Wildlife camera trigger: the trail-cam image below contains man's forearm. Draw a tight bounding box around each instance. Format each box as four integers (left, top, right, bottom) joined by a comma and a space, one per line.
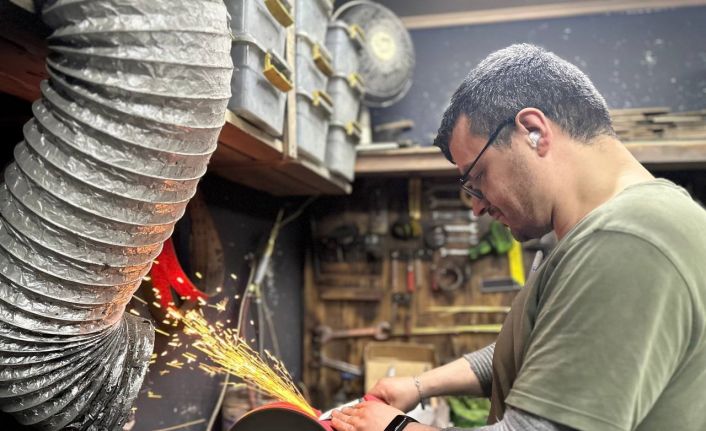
416, 357, 484, 399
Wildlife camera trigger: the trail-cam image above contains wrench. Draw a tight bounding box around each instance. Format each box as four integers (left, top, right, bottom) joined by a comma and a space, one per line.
315, 353, 363, 376
432, 210, 477, 222
439, 247, 469, 258
445, 234, 479, 245
314, 321, 392, 344
443, 224, 479, 233
427, 195, 464, 210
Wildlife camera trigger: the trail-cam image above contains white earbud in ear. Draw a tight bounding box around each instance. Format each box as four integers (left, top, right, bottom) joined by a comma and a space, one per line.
529, 131, 540, 148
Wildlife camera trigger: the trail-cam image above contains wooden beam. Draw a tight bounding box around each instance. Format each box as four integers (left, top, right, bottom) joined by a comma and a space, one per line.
217, 111, 284, 160
401, 0, 706, 29
355, 140, 706, 176
356, 146, 456, 177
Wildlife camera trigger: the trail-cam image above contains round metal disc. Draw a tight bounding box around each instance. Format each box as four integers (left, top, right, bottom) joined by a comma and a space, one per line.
230, 403, 329, 431
334, 1, 415, 107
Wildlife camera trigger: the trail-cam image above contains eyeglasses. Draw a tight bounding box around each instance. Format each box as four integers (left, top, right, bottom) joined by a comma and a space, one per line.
459, 118, 515, 200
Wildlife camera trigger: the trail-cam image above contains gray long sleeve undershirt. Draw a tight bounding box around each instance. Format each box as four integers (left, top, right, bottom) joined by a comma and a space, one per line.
442, 406, 576, 431
438, 343, 575, 431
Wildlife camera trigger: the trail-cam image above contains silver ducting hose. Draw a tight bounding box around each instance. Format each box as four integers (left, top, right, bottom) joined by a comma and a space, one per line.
0, 0, 232, 429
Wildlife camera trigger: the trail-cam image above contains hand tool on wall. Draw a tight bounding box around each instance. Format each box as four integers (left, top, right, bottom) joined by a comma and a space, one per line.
443, 222, 479, 245
480, 277, 521, 293
468, 220, 513, 260
314, 321, 392, 345
431, 210, 477, 222
433, 261, 465, 292
507, 237, 525, 286
439, 247, 470, 258
409, 177, 422, 233
391, 179, 422, 239
423, 224, 446, 250
323, 223, 360, 262
414, 250, 425, 292
369, 187, 389, 236
425, 223, 480, 249
389, 250, 412, 329
428, 195, 466, 210
445, 234, 480, 245
405, 250, 416, 294
443, 224, 479, 234
313, 352, 363, 377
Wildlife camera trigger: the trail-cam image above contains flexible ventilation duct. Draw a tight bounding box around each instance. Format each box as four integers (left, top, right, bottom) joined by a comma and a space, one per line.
0, 0, 232, 429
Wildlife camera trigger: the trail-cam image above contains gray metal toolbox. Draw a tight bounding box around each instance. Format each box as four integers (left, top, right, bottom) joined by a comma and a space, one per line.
225, 0, 293, 58
295, 32, 333, 95
326, 121, 361, 181
327, 73, 364, 125
325, 21, 365, 77
296, 90, 333, 164
295, 0, 333, 45
228, 34, 293, 137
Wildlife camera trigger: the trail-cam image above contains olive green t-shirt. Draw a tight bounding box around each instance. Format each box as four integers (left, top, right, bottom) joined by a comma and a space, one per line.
490, 179, 706, 430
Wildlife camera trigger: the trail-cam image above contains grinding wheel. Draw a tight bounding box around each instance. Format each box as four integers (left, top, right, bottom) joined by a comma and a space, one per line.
229, 402, 333, 431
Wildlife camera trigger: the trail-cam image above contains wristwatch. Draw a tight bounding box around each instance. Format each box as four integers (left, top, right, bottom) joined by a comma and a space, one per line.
384, 414, 418, 431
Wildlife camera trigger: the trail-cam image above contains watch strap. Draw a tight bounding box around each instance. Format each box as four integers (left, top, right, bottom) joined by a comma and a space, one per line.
384, 414, 419, 431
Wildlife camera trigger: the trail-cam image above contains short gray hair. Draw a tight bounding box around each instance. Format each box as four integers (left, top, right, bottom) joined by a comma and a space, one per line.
434, 43, 615, 162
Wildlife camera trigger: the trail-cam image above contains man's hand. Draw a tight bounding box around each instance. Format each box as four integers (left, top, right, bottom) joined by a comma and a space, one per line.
367, 377, 420, 412
330, 401, 401, 431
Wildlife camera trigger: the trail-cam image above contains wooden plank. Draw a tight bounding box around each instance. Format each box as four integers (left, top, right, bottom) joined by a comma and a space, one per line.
356, 140, 706, 175
626, 140, 706, 169
401, 0, 706, 29
319, 287, 384, 302
209, 164, 315, 196
356, 146, 456, 177
217, 111, 284, 160
283, 15, 297, 160
210, 142, 253, 165
609, 106, 670, 116
279, 158, 352, 195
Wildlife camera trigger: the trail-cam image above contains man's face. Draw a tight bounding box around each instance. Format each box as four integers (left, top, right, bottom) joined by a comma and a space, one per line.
449, 115, 548, 241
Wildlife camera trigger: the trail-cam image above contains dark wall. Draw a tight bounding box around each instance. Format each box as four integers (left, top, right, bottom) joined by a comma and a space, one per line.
371, 6, 706, 146
131, 174, 308, 431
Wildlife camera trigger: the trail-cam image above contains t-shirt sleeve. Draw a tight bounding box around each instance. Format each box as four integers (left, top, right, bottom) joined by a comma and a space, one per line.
506, 231, 692, 431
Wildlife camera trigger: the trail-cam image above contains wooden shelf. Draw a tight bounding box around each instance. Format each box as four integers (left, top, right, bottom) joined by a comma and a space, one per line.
210, 114, 352, 196
355, 139, 706, 176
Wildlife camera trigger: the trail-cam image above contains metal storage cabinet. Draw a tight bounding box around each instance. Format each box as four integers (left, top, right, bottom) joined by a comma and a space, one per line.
327, 73, 364, 125
325, 121, 361, 181
295, 0, 333, 45
325, 21, 365, 77
229, 35, 292, 137
296, 90, 333, 164
225, 0, 293, 58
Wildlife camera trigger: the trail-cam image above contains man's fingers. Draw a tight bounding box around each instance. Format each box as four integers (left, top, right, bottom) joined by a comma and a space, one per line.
331, 415, 354, 431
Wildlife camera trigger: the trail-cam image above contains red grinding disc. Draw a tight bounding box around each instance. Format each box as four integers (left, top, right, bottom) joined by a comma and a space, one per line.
229, 402, 334, 431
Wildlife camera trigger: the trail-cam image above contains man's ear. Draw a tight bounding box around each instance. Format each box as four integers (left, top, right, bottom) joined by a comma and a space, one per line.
516, 108, 552, 156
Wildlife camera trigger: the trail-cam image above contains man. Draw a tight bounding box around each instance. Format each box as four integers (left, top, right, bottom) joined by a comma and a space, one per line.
331, 44, 706, 431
